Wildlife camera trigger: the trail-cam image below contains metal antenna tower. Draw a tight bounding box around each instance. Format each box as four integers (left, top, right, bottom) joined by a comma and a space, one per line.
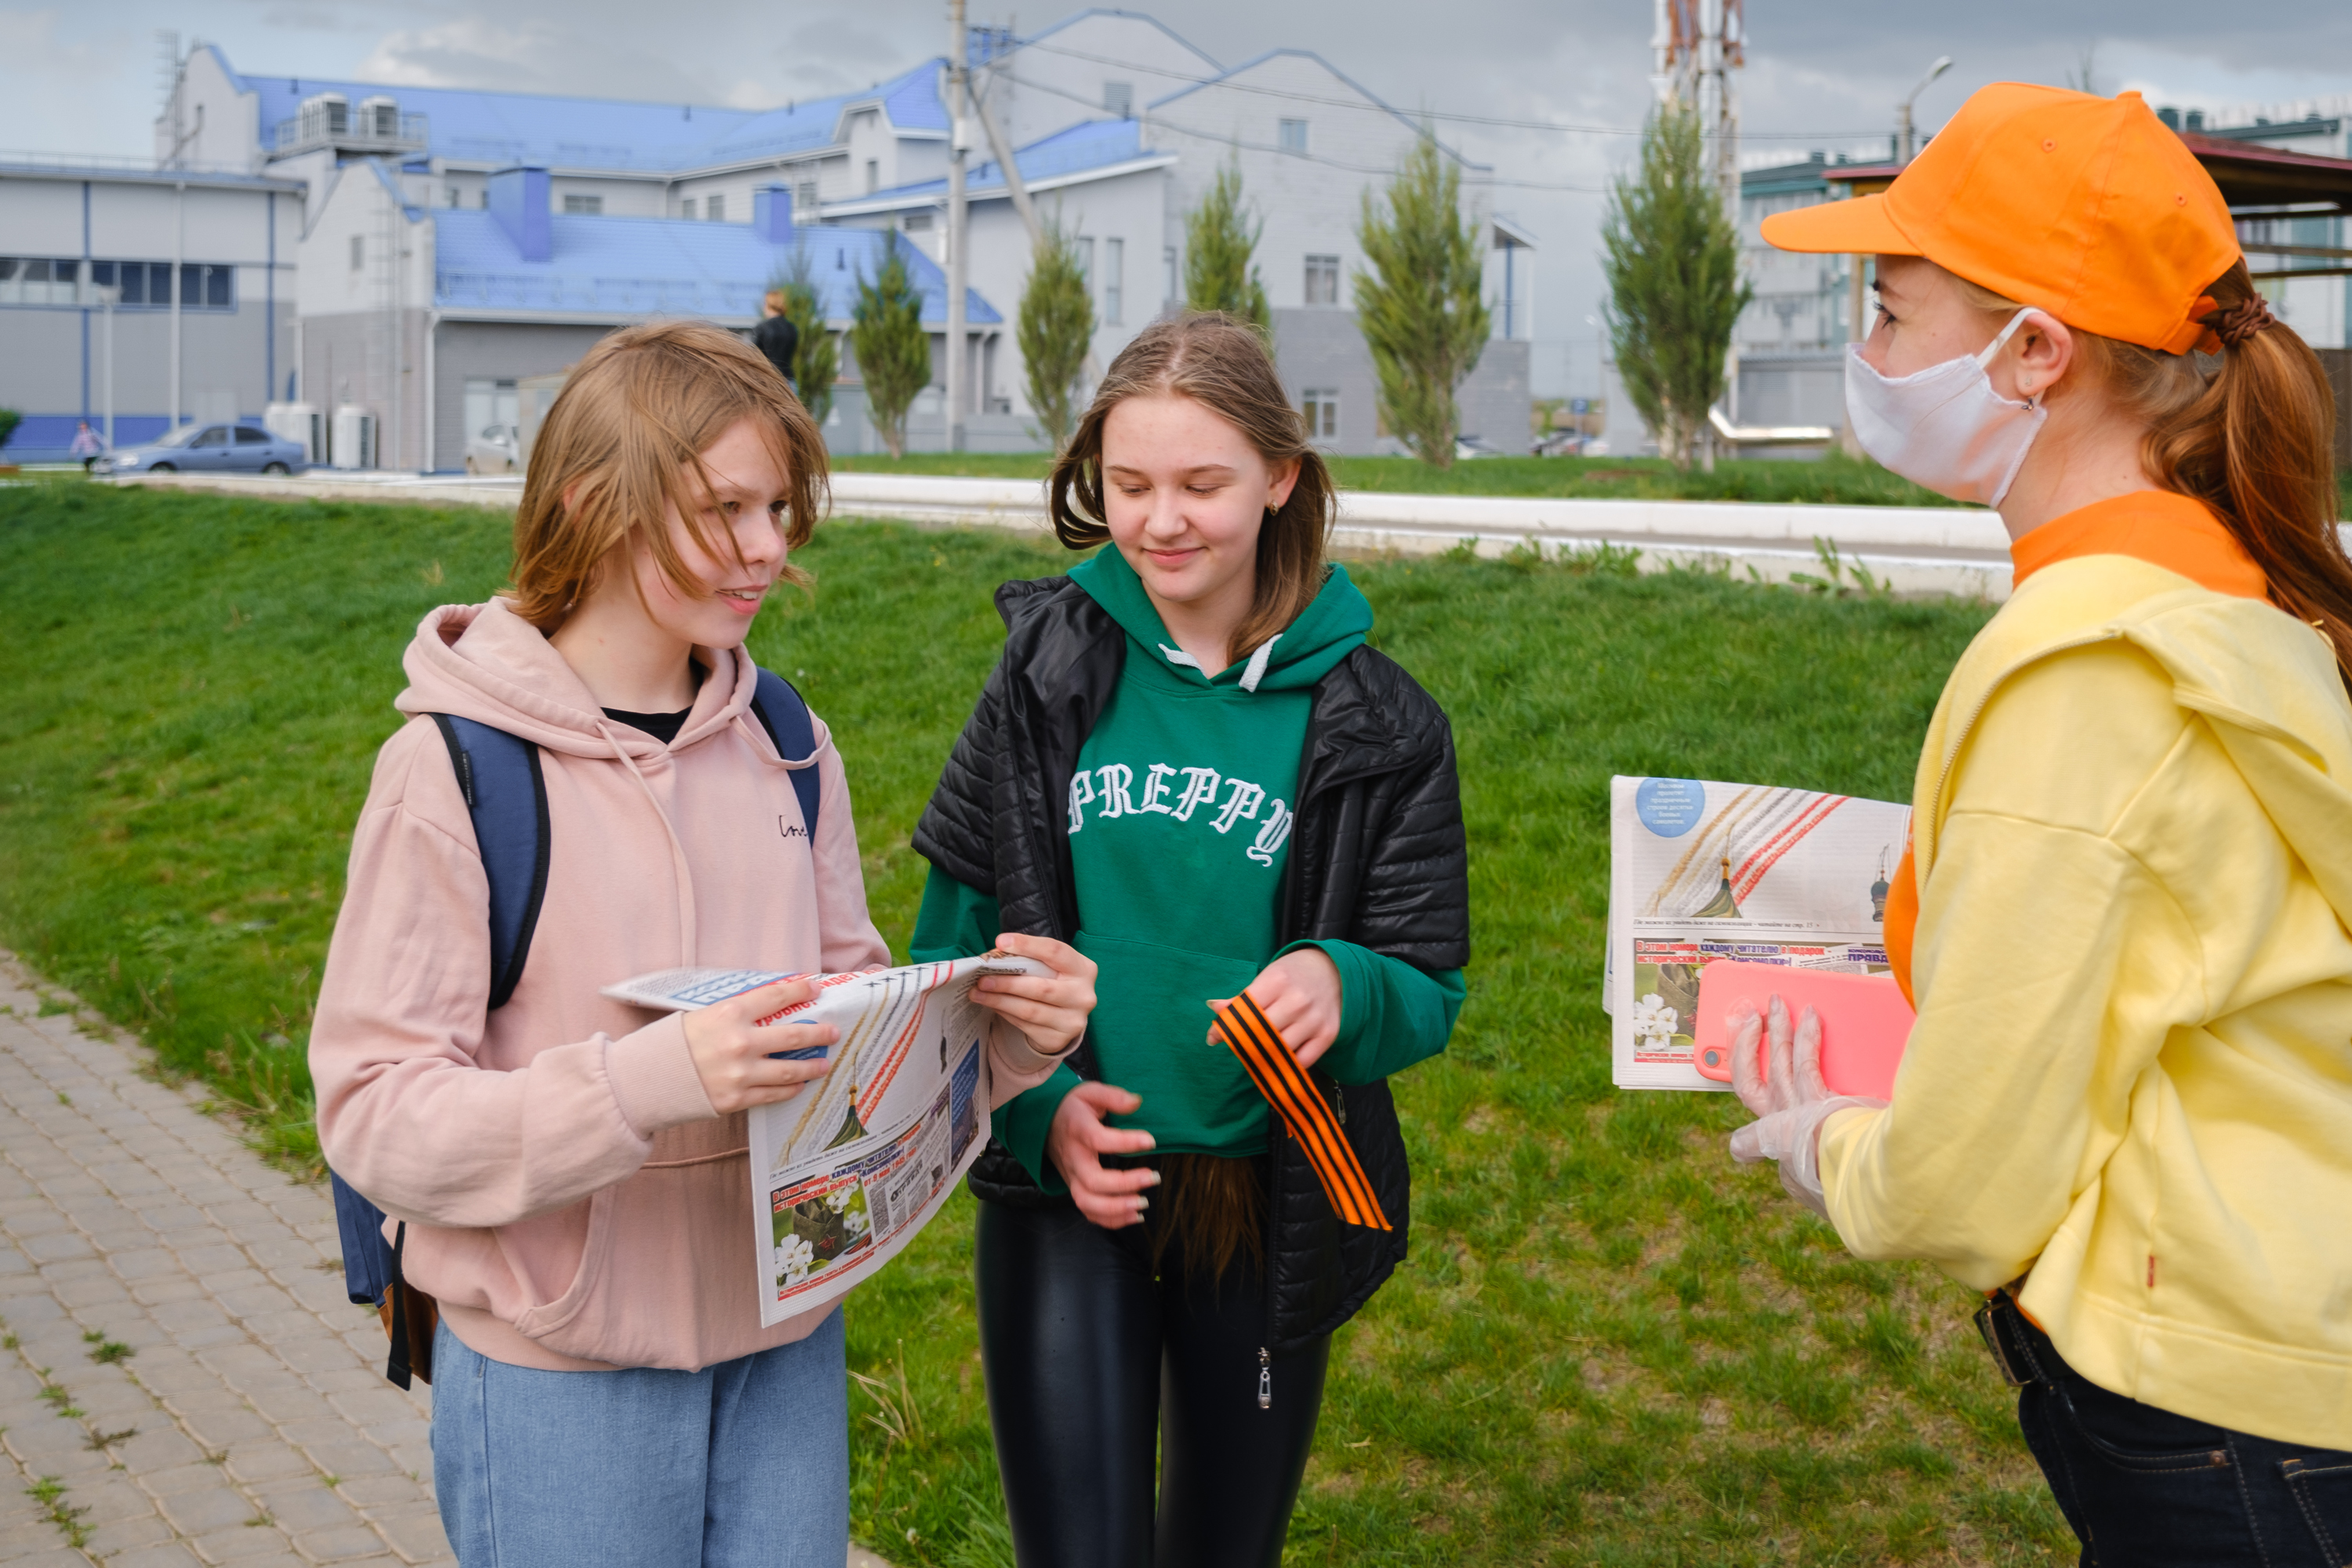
1649, 0, 1743, 216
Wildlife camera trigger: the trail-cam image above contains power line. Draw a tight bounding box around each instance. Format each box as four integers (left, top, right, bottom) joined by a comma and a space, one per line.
1014, 38, 1886, 141
998, 67, 1610, 194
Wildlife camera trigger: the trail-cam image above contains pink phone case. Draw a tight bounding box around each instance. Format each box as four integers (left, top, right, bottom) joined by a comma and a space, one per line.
1691, 960, 1914, 1100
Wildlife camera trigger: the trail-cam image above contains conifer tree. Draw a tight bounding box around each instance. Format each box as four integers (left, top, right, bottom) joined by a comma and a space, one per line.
1355, 132, 1491, 468
1602, 106, 1752, 469
848, 233, 931, 459
1183, 161, 1270, 332
1018, 220, 1097, 453
771, 247, 840, 429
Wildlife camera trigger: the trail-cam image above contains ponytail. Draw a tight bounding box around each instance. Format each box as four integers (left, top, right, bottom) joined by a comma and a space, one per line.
2143, 263, 2352, 695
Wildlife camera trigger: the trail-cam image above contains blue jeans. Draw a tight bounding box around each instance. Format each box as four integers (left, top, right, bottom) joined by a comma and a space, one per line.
1982, 1296, 2352, 1566
430, 1311, 848, 1568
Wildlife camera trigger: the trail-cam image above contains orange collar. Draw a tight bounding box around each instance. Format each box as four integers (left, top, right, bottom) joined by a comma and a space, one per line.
2009, 490, 2269, 600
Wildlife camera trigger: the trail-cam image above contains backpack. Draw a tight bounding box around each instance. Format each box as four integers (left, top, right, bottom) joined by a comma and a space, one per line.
330, 667, 821, 1386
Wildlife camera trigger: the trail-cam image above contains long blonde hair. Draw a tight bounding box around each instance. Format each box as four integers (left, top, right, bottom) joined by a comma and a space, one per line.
507, 320, 827, 630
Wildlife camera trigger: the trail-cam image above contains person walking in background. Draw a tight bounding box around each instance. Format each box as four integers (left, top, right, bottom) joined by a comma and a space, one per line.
1733, 85, 2352, 1564
909, 312, 1469, 1568
68, 421, 103, 470
307, 321, 1093, 1567
753, 290, 800, 395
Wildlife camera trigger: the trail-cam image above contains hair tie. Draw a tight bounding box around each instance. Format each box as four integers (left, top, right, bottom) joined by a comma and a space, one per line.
2201, 296, 2276, 349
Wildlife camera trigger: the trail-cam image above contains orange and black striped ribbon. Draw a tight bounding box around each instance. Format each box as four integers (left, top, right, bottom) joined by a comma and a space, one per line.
1211, 992, 1391, 1232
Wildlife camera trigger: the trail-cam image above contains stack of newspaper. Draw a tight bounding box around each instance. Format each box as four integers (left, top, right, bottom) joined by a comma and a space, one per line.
1605, 775, 1910, 1091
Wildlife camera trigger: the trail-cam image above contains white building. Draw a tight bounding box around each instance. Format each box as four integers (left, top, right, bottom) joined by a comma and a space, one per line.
2, 11, 1534, 466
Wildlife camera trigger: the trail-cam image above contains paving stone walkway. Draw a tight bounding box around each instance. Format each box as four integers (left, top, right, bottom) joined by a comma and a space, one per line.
0, 956, 899, 1568
0, 956, 448, 1566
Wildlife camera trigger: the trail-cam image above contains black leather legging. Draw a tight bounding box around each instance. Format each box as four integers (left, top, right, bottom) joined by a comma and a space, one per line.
973, 1197, 1330, 1568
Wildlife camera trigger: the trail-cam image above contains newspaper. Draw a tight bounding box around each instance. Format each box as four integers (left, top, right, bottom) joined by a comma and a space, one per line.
601, 953, 1047, 1324
1606, 776, 1910, 1091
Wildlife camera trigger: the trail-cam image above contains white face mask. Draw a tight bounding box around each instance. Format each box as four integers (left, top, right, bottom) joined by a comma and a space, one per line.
1845, 308, 2048, 507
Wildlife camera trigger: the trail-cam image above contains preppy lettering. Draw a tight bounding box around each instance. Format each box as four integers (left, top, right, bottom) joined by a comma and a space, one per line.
1212, 779, 1266, 834
1173, 767, 1221, 821
1095, 764, 1136, 818
1138, 764, 1179, 815
1064, 760, 1287, 870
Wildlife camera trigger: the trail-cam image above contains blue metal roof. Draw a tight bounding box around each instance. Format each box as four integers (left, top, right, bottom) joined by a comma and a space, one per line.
855, 118, 1160, 205
214, 45, 946, 172
432, 211, 1001, 325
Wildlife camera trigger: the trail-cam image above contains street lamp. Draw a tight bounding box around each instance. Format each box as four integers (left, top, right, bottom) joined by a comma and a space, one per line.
1898, 56, 1953, 164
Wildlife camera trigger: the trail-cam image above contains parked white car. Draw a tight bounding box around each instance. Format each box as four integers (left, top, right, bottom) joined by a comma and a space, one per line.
465, 423, 520, 475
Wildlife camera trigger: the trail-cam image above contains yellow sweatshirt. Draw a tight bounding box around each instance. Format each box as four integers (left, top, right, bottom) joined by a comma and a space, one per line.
1819, 492, 2352, 1450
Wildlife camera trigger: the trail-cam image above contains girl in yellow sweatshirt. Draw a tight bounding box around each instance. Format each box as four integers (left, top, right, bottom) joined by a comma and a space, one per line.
1744, 85, 2352, 1564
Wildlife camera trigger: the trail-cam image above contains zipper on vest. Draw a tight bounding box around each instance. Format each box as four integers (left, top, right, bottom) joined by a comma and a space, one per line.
1258, 1346, 1272, 1410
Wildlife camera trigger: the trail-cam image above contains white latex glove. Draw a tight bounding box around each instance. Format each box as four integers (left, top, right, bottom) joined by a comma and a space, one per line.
1726, 993, 1887, 1220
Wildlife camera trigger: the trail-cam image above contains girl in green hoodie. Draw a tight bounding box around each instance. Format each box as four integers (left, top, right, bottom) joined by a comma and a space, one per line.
911, 314, 1470, 1566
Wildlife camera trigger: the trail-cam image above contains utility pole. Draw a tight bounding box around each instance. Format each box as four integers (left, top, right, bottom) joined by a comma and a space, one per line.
1898, 56, 1953, 164
944, 0, 970, 452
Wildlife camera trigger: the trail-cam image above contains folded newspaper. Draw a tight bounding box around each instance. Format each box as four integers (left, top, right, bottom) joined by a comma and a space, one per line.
1606, 776, 1910, 1091
601, 953, 1048, 1324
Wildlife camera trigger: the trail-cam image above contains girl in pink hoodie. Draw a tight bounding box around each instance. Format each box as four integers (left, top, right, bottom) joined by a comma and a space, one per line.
310, 321, 1095, 1568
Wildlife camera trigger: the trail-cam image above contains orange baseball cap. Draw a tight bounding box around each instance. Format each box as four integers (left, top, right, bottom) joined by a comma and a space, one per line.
1761, 83, 2241, 355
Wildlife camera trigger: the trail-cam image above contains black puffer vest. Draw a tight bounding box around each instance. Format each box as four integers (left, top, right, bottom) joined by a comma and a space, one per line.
913, 575, 1471, 1353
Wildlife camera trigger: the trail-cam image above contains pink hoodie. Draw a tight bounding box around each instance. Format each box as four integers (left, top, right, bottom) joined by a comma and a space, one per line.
311, 600, 1057, 1373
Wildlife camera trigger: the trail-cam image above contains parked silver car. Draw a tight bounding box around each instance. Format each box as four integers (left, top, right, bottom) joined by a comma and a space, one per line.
97, 423, 308, 477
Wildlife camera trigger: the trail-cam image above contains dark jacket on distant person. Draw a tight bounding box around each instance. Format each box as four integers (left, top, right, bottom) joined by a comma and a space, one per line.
751, 314, 800, 390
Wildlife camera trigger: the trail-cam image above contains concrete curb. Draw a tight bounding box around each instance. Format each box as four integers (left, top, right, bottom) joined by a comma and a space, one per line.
112, 470, 2017, 600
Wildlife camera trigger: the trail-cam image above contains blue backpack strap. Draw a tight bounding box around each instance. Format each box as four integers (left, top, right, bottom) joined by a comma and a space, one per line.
427, 713, 550, 1010
325, 713, 546, 1316
330, 1171, 395, 1307
748, 666, 822, 848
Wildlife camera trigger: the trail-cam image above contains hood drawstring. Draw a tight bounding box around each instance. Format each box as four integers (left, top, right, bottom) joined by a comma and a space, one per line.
1239, 633, 1282, 693
1156, 633, 1283, 692
593, 717, 699, 966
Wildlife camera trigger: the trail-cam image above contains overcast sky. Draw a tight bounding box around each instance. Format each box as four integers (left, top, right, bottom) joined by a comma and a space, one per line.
9, 0, 2352, 396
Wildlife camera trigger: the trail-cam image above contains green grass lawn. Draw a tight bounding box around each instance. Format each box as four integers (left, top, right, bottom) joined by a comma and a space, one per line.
835, 449, 1973, 509
0, 480, 2070, 1566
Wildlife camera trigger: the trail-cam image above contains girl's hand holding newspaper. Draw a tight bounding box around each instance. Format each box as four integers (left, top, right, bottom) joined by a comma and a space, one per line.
970, 933, 1098, 1061
681, 977, 840, 1113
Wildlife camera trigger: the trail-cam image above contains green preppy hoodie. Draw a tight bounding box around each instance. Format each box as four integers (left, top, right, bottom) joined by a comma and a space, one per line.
911, 549, 1465, 1188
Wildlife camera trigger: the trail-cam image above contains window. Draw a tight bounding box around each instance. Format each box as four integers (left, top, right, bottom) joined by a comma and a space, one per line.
234, 426, 271, 445
681, 198, 697, 220
865, 160, 880, 194
190, 426, 229, 449
1103, 238, 1123, 325
1304, 254, 1340, 306
562, 194, 603, 215
350, 235, 365, 272
448, 186, 461, 208
1164, 246, 1178, 303
795, 180, 818, 214
0, 258, 82, 307
1103, 82, 1133, 118
1279, 118, 1308, 154
1076, 237, 1096, 302
1300, 389, 1339, 441
706, 194, 725, 222
902, 212, 933, 231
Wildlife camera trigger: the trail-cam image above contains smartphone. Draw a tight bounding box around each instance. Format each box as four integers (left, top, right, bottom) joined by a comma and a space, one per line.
1691, 961, 1913, 1100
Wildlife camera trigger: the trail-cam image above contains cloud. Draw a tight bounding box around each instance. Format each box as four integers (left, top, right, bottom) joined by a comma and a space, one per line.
350, 16, 706, 101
